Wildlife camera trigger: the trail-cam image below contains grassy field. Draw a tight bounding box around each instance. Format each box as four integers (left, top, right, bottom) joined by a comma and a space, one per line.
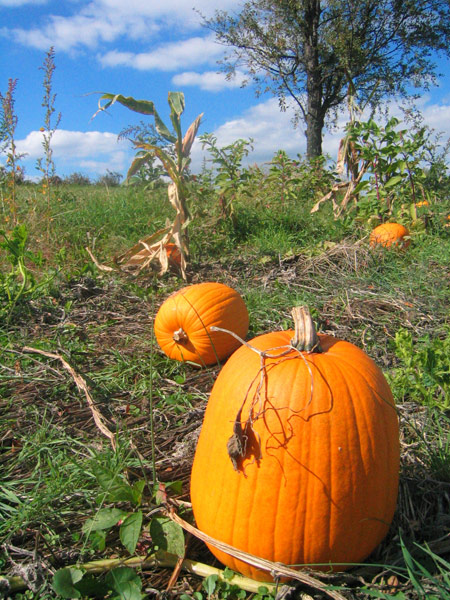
1, 171, 450, 600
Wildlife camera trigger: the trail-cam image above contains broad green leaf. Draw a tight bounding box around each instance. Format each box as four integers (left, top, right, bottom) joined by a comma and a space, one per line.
150, 516, 185, 557
164, 480, 183, 495
106, 567, 143, 600
98, 93, 157, 116
384, 175, 404, 188
111, 582, 143, 600
82, 507, 127, 533
203, 574, 219, 597
71, 574, 109, 598
52, 568, 83, 598
120, 510, 143, 554
131, 480, 146, 505
394, 159, 407, 173
89, 529, 106, 551
92, 464, 138, 503
353, 180, 370, 194
106, 567, 141, 586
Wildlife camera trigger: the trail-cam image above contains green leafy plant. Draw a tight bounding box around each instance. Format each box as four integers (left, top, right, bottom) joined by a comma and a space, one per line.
265, 150, 303, 206
53, 565, 144, 599
387, 327, 450, 409
180, 570, 275, 600
348, 117, 435, 221
52, 456, 185, 599
199, 133, 254, 225
0, 223, 52, 322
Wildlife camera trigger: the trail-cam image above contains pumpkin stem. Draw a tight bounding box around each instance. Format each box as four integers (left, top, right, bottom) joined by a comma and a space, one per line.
173, 327, 188, 344
290, 306, 322, 353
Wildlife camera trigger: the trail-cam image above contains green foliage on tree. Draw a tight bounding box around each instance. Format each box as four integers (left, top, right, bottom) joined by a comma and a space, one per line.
203, 0, 450, 158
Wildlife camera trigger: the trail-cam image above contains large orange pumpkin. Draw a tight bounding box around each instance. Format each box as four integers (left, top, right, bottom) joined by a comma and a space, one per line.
369, 222, 410, 248
190, 307, 400, 580
154, 282, 249, 366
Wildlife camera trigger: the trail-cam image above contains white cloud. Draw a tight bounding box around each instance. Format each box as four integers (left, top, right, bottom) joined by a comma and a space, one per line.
2, 0, 242, 52
16, 129, 125, 158
172, 70, 247, 92
7, 12, 152, 52
99, 36, 223, 71
191, 98, 308, 169
13, 129, 132, 177
420, 103, 450, 137
87, 0, 241, 26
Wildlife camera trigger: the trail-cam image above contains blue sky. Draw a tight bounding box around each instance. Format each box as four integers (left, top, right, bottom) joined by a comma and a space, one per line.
1, 0, 450, 182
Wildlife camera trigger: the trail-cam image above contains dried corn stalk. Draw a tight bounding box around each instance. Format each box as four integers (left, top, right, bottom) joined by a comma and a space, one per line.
93, 91, 202, 280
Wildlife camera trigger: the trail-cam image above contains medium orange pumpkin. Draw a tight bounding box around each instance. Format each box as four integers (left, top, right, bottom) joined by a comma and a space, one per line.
190, 307, 400, 580
369, 222, 410, 248
154, 282, 249, 366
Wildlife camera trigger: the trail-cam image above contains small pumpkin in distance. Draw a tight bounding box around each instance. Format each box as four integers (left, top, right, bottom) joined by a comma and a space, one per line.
369, 222, 410, 249
164, 242, 182, 267
154, 282, 249, 366
125, 241, 181, 269
190, 306, 400, 580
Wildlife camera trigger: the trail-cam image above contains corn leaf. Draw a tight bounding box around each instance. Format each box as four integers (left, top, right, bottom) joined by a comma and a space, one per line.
168, 92, 185, 148
168, 92, 185, 118
97, 93, 176, 143
126, 153, 153, 180
132, 142, 178, 182
182, 113, 203, 158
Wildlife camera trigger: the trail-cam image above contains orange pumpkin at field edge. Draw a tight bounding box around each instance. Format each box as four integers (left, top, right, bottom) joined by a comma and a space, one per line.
154, 282, 249, 366
369, 222, 410, 248
164, 243, 181, 267
190, 306, 400, 580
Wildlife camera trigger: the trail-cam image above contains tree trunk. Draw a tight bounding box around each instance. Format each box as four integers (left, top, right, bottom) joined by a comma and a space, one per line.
305, 102, 324, 158
303, 0, 324, 159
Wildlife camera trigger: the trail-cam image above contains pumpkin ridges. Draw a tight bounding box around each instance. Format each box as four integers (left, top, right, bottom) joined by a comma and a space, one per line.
154, 282, 249, 365
369, 222, 410, 248
190, 321, 399, 578
321, 358, 385, 563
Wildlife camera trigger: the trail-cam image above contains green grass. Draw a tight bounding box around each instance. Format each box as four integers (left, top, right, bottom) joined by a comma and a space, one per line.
1, 178, 450, 598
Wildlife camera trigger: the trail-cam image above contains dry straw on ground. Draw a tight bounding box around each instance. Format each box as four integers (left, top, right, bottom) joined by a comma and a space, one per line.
2, 246, 449, 598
